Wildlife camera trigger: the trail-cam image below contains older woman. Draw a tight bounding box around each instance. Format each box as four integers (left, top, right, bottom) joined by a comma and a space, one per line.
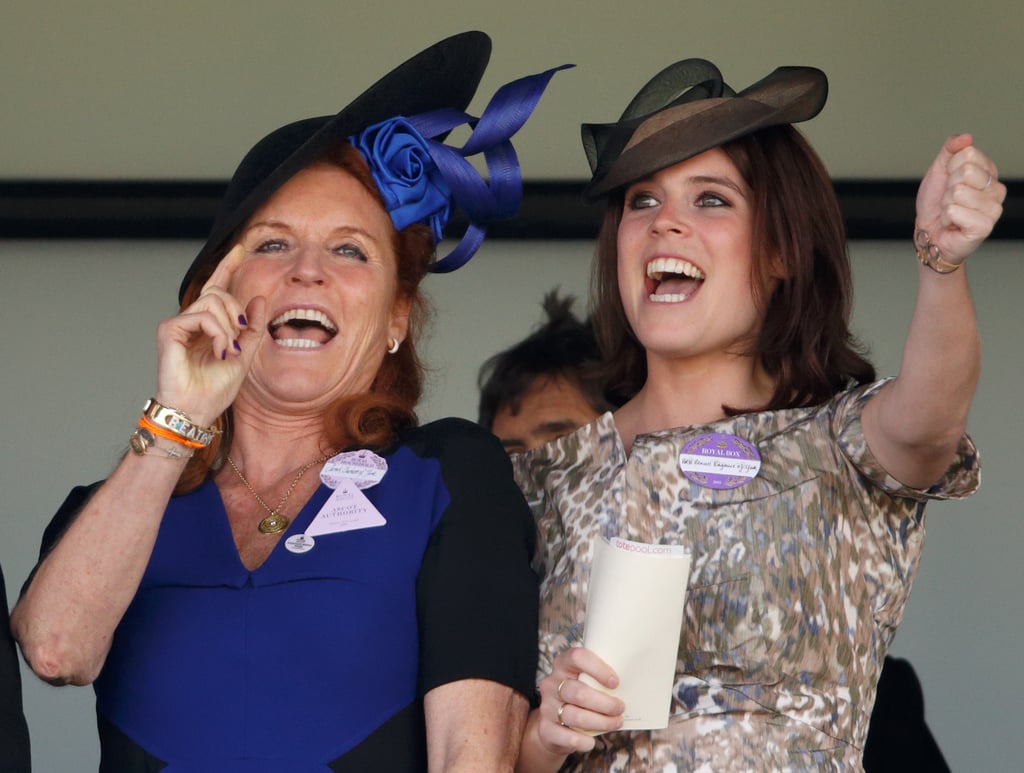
514, 59, 1004, 771
13, 32, 565, 772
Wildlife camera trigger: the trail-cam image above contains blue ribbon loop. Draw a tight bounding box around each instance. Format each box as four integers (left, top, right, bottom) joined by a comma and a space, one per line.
351, 64, 572, 273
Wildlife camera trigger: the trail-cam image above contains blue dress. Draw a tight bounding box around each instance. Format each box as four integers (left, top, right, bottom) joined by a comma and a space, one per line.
37, 419, 538, 772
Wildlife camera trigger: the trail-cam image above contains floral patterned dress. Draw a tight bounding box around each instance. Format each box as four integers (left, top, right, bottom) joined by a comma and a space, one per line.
513, 381, 979, 772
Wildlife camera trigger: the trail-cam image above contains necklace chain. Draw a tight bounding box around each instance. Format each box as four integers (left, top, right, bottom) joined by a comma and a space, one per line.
227, 452, 332, 534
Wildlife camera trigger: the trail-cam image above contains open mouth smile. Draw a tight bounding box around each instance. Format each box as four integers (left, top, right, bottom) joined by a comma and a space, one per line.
646, 257, 705, 302
267, 308, 338, 349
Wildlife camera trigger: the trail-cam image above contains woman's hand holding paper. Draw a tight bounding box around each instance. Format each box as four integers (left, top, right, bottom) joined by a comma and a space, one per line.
535, 646, 625, 755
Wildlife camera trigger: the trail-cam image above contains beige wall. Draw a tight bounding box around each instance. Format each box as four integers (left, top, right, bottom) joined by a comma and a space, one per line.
2, 0, 1021, 181
2, 2, 1021, 771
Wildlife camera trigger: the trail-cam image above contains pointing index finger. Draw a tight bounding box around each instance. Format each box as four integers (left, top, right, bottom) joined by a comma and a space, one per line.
202, 243, 246, 293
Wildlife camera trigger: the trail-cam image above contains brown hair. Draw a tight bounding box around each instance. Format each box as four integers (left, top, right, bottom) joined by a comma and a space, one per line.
175, 142, 434, 494
591, 124, 875, 411
477, 290, 616, 429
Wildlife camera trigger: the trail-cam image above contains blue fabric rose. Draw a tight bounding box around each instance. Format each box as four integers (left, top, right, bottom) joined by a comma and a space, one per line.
350, 118, 452, 243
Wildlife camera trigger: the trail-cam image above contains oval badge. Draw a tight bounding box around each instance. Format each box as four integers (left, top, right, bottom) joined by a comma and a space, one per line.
321, 449, 388, 490
678, 432, 761, 490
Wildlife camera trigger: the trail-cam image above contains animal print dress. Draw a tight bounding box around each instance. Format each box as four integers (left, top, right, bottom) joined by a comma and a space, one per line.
513, 381, 979, 772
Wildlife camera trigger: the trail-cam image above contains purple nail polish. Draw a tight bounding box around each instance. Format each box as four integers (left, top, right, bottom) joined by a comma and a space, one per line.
221, 349, 227, 360
233, 340, 241, 352
238, 314, 248, 326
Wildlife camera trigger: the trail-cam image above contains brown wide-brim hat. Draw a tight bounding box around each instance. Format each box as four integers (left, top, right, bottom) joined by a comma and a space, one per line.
581, 58, 828, 203
178, 31, 491, 302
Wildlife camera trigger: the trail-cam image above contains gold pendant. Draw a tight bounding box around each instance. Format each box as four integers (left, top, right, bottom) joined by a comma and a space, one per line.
258, 512, 289, 534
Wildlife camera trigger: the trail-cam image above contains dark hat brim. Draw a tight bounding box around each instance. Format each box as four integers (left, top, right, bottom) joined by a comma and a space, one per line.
179, 31, 492, 301
581, 64, 827, 203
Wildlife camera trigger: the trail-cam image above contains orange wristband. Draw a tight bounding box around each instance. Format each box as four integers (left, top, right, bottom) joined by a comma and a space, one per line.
138, 416, 205, 450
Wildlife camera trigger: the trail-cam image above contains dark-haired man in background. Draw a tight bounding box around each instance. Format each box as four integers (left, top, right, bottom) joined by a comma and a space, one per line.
478, 291, 613, 454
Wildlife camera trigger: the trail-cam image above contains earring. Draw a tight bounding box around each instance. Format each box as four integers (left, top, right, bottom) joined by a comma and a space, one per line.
387, 337, 400, 354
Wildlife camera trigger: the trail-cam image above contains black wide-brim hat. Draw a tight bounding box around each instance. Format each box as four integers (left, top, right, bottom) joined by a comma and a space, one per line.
581, 58, 828, 202
178, 31, 491, 302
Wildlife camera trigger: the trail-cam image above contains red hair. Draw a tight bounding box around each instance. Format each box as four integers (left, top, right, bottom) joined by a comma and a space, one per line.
175, 142, 434, 494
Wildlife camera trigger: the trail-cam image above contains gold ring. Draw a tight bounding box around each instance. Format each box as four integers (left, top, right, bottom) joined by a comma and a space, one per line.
557, 702, 568, 727
556, 678, 568, 701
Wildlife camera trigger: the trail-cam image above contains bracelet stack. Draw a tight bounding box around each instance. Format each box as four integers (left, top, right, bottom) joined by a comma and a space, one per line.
129, 399, 219, 459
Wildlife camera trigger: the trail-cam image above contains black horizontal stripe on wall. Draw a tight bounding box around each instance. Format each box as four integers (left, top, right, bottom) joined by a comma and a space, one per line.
1, 179, 1020, 241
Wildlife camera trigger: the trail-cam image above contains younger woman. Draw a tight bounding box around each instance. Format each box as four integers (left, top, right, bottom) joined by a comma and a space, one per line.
514, 58, 1004, 771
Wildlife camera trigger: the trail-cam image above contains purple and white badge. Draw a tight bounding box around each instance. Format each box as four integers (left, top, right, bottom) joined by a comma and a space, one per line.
284, 450, 390, 555
321, 449, 388, 490
678, 432, 761, 490
306, 478, 387, 536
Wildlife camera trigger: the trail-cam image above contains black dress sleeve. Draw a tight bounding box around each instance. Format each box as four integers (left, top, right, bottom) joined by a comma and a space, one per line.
412, 419, 539, 701
1, 563, 32, 772
20, 484, 101, 597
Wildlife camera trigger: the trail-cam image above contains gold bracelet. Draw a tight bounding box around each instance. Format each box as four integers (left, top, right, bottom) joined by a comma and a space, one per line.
129, 427, 194, 459
914, 229, 961, 274
142, 399, 219, 447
